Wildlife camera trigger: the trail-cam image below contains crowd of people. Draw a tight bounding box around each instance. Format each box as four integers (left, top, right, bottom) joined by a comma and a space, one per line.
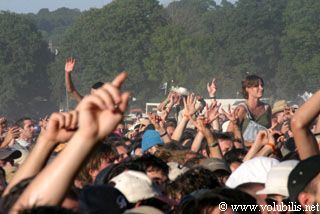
0, 58, 319, 214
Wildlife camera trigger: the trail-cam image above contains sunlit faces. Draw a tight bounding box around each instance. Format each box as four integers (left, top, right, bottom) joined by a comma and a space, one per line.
166, 126, 175, 137
246, 80, 264, 99
116, 145, 129, 162
218, 139, 234, 155
20, 119, 35, 140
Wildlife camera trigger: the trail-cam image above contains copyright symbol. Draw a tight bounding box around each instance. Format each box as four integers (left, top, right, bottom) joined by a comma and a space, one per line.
219, 202, 227, 211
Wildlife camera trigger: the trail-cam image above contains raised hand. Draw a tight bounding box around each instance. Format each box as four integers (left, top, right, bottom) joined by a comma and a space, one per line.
65, 57, 76, 73
4, 126, 20, 141
148, 112, 162, 130
183, 93, 197, 118
39, 116, 48, 130
207, 78, 217, 97
41, 111, 78, 144
206, 101, 221, 124
222, 104, 238, 123
76, 72, 130, 141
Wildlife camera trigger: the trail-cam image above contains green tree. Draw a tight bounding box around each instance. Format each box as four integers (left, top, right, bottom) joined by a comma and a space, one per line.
0, 12, 53, 118
278, 0, 320, 98
48, 0, 167, 107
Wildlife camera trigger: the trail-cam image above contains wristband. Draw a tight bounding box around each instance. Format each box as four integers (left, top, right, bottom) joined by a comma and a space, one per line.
266, 143, 276, 153
160, 131, 167, 137
208, 96, 216, 99
209, 141, 219, 147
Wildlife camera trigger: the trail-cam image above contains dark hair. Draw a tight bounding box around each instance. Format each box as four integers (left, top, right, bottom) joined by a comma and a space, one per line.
241, 75, 264, 99
15, 117, 32, 128
91, 81, 104, 89
167, 167, 220, 200
1, 177, 34, 213
133, 154, 169, 176
19, 206, 77, 214
165, 120, 177, 129
76, 143, 118, 185
103, 159, 145, 184
224, 148, 247, 164
215, 132, 234, 141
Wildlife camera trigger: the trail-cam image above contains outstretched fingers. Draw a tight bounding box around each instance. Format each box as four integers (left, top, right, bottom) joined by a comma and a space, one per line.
111, 72, 128, 89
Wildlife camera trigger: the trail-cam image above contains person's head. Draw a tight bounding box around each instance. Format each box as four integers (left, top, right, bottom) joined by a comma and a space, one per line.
80, 184, 130, 214
224, 148, 247, 172
141, 130, 164, 155
76, 143, 118, 186
15, 117, 35, 141
165, 120, 177, 138
272, 100, 290, 123
198, 158, 231, 186
110, 170, 159, 204
133, 154, 169, 187
1, 177, 34, 213
90, 81, 104, 94
216, 132, 234, 155
226, 157, 279, 205
242, 75, 264, 99
288, 155, 320, 210
167, 167, 220, 201
0, 116, 8, 135
0, 148, 21, 182
114, 142, 130, 162
256, 160, 298, 209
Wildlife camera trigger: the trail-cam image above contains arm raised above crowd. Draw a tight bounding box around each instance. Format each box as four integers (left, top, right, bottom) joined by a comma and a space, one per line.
171, 94, 196, 142
12, 72, 129, 212
3, 111, 78, 196
291, 90, 320, 160
65, 57, 83, 102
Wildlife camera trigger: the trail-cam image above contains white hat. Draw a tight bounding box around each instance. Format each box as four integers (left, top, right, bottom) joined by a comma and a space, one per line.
124, 206, 164, 214
226, 157, 279, 188
256, 160, 299, 197
171, 87, 189, 96
110, 170, 158, 203
167, 162, 189, 181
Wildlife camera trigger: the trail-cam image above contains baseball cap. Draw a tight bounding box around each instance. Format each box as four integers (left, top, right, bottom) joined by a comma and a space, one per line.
288, 155, 320, 202
198, 158, 231, 174
226, 157, 279, 188
0, 148, 21, 160
141, 130, 163, 152
110, 170, 159, 203
79, 184, 131, 214
256, 160, 298, 197
167, 162, 189, 181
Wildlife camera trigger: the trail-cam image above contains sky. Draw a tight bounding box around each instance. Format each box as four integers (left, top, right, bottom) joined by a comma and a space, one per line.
0, 0, 234, 14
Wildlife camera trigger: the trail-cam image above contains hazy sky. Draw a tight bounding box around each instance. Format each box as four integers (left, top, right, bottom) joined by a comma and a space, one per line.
0, 0, 233, 14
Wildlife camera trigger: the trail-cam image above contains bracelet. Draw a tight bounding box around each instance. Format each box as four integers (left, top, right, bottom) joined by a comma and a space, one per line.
208, 96, 216, 99
209, 141, 219, 147
265, 143, 276, 153
160, 131, 167, 137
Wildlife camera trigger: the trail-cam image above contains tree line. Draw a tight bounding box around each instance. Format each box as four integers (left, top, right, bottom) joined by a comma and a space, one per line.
0, 0, 319, 118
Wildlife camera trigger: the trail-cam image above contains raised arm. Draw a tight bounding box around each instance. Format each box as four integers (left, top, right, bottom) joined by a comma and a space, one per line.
171, 94, 196, 142
3, 111, 78, 196
222, 105, 243, 143
12, 73, 129, 212
65, 57, 83, 102
191, 116, 222, 159
0, 127, 20, 148
291, 90, 320, 160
